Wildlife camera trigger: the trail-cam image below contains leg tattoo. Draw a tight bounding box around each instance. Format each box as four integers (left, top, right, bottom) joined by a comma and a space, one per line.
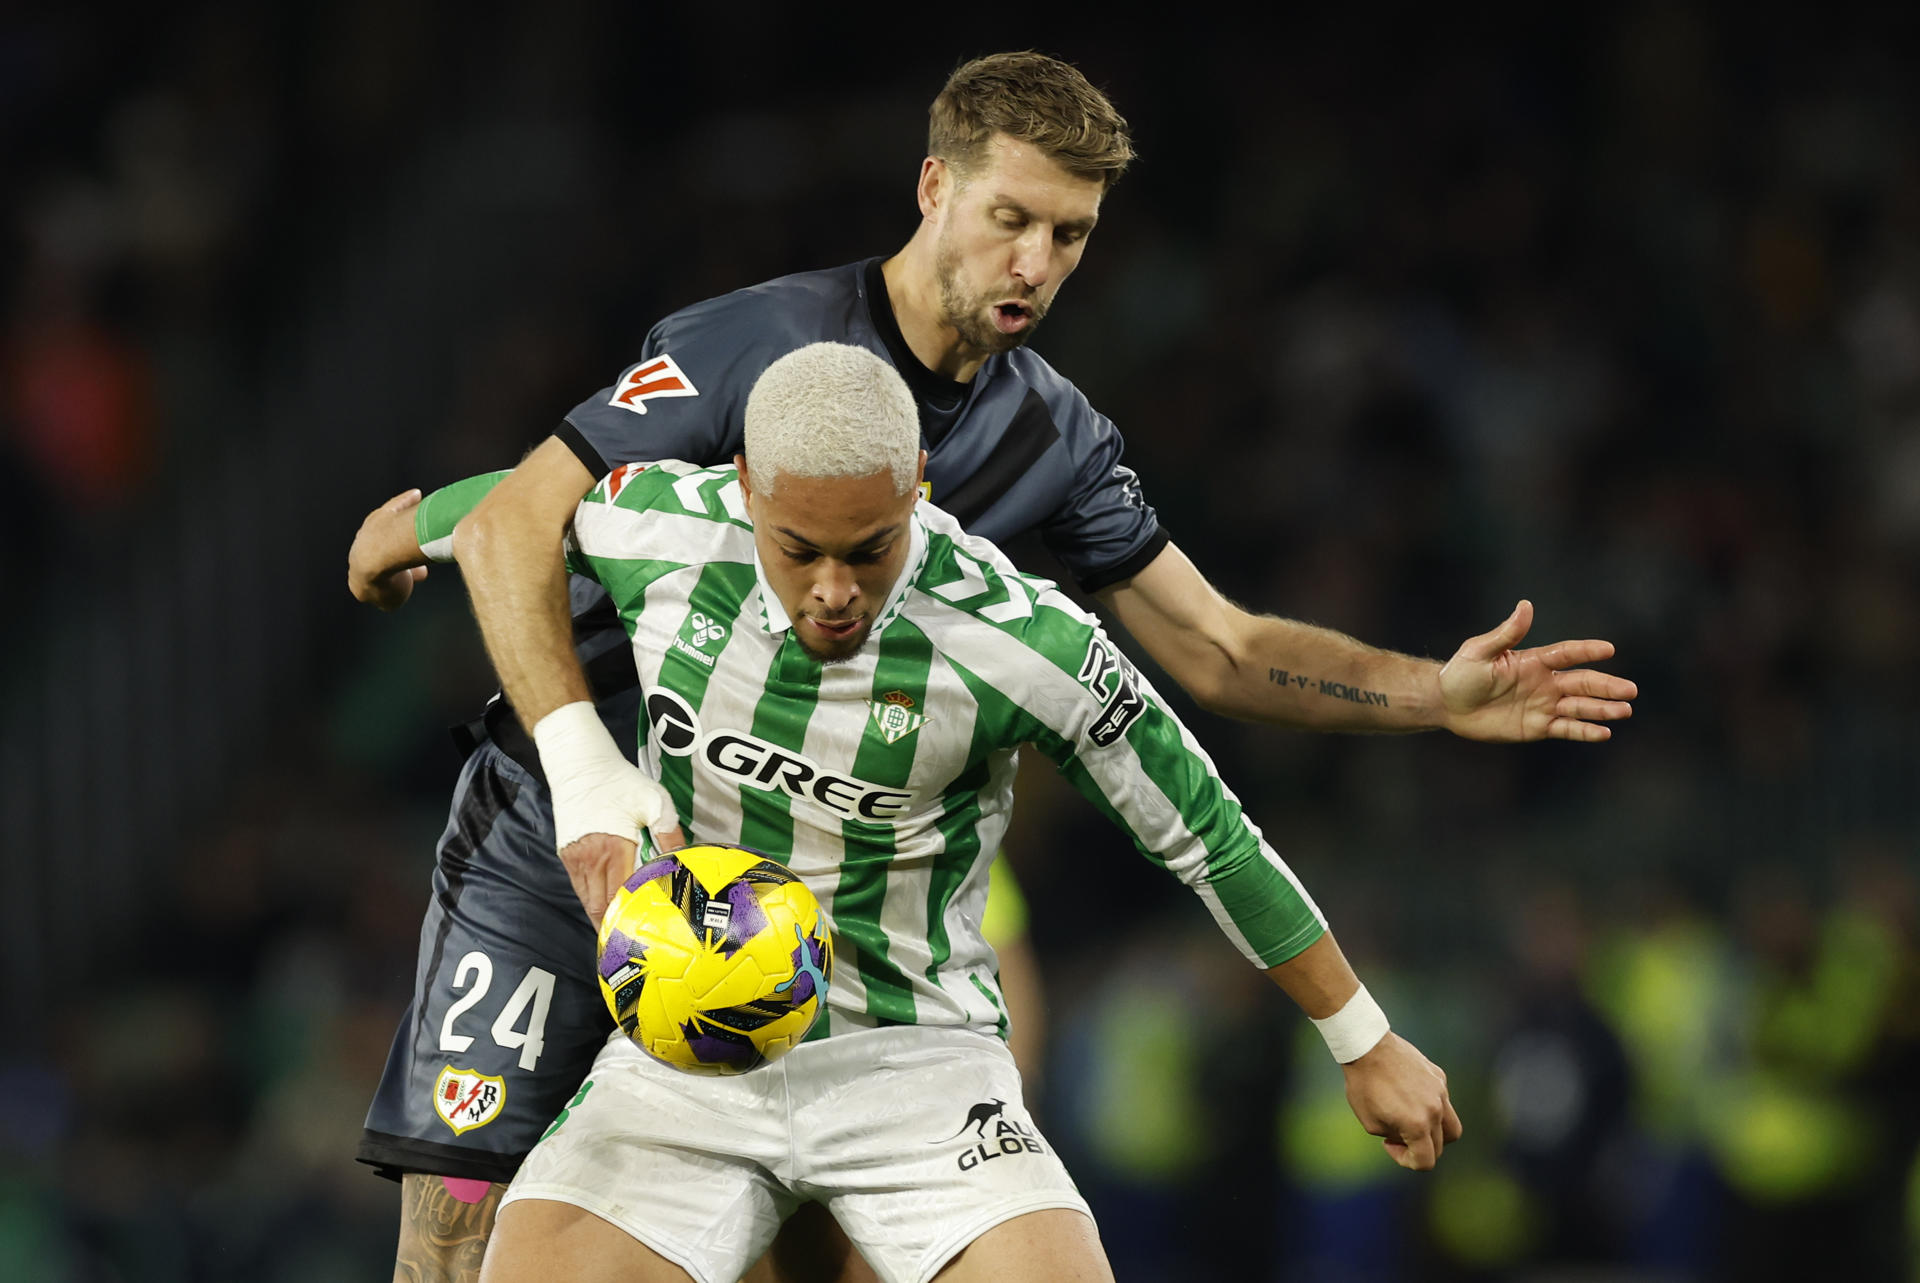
394, 1172, 504, 1283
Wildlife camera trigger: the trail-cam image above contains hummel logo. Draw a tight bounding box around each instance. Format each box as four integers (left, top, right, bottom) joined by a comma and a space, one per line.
671, 611, 729, 669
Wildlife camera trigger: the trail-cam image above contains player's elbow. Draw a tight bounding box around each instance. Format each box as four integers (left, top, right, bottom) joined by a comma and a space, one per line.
1182, 662, 1243, 717
453, 482, 560, 568
1165, 630, 1257, 717
449, 506, 493, 567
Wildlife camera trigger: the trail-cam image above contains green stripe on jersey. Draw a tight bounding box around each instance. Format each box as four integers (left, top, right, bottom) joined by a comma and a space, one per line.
592, 557, 693, 601
733, 637, 827, 1037
918, 538, 1039, 639
919, 651, 1048, 1043
920, 647, 1036, 997
968, 974, 1008, 1040
832, 621, 939, 1027
735, 636, 823, 871
649, 562, 758, 826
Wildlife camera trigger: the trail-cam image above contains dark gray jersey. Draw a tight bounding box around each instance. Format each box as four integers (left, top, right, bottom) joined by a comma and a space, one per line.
558, 258, 1166, 589
368, 263, 1172, 1180
479, 259, 1167, 774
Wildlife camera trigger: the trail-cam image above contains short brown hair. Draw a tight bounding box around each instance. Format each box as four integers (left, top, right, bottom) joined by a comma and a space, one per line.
929, 52, 1135, 190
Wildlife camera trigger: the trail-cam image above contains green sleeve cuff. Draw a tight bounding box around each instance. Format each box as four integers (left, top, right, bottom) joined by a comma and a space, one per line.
415, 471, 511, 561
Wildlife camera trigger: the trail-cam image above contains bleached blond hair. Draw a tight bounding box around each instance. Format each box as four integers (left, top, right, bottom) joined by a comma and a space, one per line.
743, 343, 921, 496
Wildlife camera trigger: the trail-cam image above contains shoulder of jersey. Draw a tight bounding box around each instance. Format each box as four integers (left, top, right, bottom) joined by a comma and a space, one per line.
658, 261, 871, 348
996, 346, 1081, 400
993, 346, 1105, 437
591, 458, 737, 516
911, 507, 1089, 636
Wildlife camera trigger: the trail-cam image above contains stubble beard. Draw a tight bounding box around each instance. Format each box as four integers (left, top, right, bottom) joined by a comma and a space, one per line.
793, 618, 870, 665
934, 238, 1047, 357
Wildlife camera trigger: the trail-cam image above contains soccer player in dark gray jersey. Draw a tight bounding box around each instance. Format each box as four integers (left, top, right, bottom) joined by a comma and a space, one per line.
347, 52, 1636, 1283
561, 256, 1164, 584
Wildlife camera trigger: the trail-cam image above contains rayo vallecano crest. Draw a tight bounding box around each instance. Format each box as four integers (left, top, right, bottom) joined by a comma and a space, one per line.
433, 1065, 506, 1135
868, 690, 930, 746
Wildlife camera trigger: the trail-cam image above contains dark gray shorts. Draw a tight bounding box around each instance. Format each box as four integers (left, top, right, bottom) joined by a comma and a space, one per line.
357, 743, 607, 1184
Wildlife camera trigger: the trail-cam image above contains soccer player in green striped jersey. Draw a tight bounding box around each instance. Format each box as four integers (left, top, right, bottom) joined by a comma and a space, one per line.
348, 53, 1632, 1283
368, 344, 1461, 1283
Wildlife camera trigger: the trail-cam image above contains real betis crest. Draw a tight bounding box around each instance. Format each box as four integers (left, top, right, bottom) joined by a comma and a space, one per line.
868, 690, 929, 746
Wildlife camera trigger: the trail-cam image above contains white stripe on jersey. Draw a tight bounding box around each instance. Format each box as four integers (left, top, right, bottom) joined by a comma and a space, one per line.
570, 499, 747, 571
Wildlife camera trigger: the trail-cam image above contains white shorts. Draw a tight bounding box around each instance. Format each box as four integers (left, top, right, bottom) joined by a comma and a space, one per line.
502, 1024, 1090, 1283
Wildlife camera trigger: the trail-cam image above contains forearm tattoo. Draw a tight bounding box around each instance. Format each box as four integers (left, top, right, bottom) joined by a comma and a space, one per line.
395, 1173, 502, 1283
1268, 668, 1390, 708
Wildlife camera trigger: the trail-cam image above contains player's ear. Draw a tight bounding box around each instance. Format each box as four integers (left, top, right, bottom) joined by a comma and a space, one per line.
913, 450, 927, 501
735, 453, 754, 506
917, 157, 948, 220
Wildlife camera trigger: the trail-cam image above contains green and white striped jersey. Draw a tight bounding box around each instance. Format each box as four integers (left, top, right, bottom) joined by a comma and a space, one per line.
419, 461, 1326, 1041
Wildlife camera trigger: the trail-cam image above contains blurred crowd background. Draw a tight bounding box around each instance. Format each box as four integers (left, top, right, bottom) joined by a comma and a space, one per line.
4, 4, 1918, 1280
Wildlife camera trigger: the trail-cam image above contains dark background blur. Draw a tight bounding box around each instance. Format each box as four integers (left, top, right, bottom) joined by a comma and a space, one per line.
5, 4, 1918, 1280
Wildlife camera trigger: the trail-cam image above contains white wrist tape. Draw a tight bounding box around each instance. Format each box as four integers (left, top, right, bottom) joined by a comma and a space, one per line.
1311, 983, 1391, 1064
531, 701, 679, 852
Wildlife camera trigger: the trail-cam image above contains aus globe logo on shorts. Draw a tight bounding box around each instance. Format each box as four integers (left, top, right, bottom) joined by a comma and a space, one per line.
928, 1097, 1050, 1172
671, 610, 729, 668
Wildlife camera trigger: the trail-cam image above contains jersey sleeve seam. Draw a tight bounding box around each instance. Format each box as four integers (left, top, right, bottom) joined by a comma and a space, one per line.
555, 419, 610, 480
1075, 526, 1170, 594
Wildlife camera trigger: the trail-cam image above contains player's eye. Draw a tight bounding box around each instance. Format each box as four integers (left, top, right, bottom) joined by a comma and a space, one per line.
848, 544, 892, 566
782, 547, 818, 564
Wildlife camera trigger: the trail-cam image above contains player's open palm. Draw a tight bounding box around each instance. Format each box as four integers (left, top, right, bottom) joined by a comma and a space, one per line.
1437, 599, 1636, 743
1340, 1032, 1462, 1171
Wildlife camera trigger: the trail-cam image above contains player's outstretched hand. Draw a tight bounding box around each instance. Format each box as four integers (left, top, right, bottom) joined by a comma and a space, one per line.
561, 822, 688, 932
347, 487, 430, 611
1437, 600, 1636, 743
1341, 1032, 1462, 1171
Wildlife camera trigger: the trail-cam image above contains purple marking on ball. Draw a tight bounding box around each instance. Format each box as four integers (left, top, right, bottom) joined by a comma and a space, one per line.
680, 1020, 760, 1070
625, 857, 679, 892
718, 881, 768, 957
599, 929, 645, 981
780, 968, 815, 1006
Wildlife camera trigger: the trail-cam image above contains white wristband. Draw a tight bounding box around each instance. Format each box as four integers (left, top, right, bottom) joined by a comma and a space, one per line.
531, 701, 679, 852
1311, 983, 1390, 1064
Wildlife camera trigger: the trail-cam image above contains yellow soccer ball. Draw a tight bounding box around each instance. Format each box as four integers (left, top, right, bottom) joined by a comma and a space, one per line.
597, 844, 832, 1074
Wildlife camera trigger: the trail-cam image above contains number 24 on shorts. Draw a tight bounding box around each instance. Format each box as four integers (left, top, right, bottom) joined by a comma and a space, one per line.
438, 950, 556, 1071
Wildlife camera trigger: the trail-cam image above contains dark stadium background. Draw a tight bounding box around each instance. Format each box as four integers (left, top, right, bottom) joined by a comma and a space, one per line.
5, 5, 1918, 1280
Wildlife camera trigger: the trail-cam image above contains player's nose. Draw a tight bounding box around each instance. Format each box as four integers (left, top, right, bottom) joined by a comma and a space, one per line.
1011, 229, 1051, 290
812, 561, 857, 610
